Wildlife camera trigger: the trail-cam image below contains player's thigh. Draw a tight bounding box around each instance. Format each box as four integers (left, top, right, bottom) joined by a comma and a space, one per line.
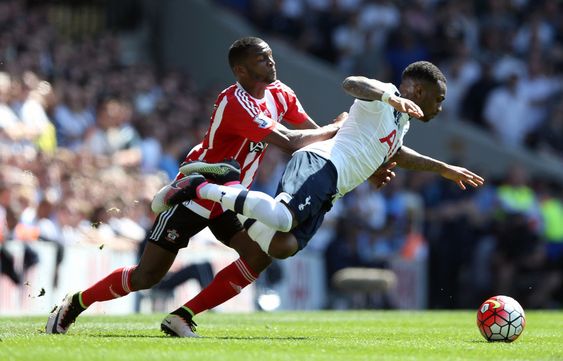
278, 151, 337, 225
135, 205, 211, 286
229, 230, 272, 273
209, 211, 272, 272
290, 209, 329, 253
269, 231, 300, 259
135, 241, 177, 283
208, 210, 244, 245
147, 204, 210, 252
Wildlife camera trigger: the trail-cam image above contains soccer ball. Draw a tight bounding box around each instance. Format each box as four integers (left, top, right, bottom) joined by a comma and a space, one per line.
476, 295, 526, 342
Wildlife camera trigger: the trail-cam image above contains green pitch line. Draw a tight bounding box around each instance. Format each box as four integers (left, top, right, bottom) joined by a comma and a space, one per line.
1, 311, 562, 361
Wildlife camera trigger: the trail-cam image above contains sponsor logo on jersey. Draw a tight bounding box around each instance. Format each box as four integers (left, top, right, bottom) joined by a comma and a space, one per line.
253, 113, 273, 129
249, 141, 266, 153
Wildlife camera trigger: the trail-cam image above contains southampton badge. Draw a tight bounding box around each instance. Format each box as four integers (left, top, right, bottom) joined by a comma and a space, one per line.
253, 113, 272, 129
165, 229, 180, 242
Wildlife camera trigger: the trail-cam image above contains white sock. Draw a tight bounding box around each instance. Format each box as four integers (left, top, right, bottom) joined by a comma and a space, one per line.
198, 184, 293, 232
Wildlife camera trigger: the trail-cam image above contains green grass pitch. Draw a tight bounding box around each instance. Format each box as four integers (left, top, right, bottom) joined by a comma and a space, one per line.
1, 311, 562, 361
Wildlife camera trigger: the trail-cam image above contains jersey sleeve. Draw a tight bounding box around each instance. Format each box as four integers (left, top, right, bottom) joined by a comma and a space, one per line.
278, 84, 310, 124
222, 95, 276, 142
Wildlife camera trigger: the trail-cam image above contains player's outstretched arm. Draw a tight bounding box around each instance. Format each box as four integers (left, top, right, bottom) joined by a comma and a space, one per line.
390, 146, 484, 190
342, 76, 423, 118
263, 112, 347, 153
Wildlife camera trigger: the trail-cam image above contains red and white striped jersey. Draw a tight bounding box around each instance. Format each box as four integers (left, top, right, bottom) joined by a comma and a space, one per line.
180, 80, 310, 219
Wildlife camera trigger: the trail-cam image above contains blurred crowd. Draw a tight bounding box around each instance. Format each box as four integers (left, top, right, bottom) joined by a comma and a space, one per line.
219, 0, 563, 159
0, 0, 562, 310
0, 0, 209, 289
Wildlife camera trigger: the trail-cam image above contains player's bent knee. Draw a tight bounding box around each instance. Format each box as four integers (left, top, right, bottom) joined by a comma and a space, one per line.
275, 192, 294, 232
275, 203, 294, 232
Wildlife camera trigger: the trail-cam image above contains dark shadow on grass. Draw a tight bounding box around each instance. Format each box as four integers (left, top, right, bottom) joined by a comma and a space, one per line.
209, 336, 309, 341
84, 334, 165, 339
86, 334, 309, 341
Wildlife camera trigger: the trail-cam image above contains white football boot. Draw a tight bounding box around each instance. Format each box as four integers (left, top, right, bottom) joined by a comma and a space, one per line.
160, 314, 199, 338
45, 293, 85, 334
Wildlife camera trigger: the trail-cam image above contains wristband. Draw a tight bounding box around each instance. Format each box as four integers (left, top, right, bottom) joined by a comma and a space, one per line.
381, 91, 392, 104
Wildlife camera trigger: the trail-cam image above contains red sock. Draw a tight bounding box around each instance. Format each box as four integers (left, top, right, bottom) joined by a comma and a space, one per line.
80, 266, 136, 308
183, 258, 257, 315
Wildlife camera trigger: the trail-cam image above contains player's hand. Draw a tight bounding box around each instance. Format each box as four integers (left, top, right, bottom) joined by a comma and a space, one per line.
388, 96, 424, 118
368, 161, 397, 189
331, 112, 348, 130
440, 165, 485, 190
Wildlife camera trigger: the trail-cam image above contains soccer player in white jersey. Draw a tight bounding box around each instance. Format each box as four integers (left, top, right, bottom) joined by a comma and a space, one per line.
173, 61, 484, 260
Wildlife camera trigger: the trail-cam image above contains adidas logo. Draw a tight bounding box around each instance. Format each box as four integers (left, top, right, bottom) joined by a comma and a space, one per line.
229, 281, 243, 293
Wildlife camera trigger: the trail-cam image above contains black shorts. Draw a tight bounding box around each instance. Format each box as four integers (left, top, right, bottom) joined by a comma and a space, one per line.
147, 205, 243, 253
276, 151, 338, 252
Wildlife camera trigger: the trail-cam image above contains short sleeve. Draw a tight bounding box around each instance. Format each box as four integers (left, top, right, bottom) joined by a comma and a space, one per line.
277, 83, 310, 124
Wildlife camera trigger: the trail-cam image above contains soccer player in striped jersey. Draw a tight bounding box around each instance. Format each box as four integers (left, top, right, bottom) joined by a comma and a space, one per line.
46, 37, 397, 336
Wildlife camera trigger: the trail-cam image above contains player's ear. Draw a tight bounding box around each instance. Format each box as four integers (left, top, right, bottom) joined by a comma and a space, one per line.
232, 64, 247, 78
413, 82, 424, 99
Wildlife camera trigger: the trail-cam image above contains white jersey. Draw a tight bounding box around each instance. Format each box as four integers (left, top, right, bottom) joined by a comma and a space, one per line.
297, 83, 410, 198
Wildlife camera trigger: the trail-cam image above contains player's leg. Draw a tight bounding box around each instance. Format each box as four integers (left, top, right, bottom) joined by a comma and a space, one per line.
162, 211, 273, 337
151, 158, 241, 214
46, 205, 208, 334
165, 176, 295, 232
167, 152, 335, 234
247, 151, 338, 259
45, 244, 175, 335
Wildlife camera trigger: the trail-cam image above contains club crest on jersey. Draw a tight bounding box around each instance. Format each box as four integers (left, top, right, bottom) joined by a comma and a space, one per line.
253, 113, 273, 129
249, 141, 266, 153
165, 229, 179, 243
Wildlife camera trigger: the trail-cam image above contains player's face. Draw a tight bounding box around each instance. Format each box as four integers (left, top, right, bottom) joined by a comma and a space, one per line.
243, 43, 277, 84
417, 80, 446, 122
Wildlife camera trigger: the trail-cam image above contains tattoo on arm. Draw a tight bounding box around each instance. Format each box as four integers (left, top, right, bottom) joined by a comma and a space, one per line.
390, 146, 446, 173
342, 76, 386, 101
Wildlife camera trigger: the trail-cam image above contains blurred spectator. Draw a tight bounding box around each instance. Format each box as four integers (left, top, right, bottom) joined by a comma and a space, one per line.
20, 79, 58, 154
533, 97, 563, 159
53, 84, 95, 150
538, 181, 563, 277
460, 62, 498, 127
441, 44, 481, 119
483, 71, 532, 147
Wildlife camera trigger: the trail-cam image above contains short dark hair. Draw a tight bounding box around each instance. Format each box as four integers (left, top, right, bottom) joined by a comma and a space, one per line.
402, 61, 446, 84
228, 37, 266, 69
